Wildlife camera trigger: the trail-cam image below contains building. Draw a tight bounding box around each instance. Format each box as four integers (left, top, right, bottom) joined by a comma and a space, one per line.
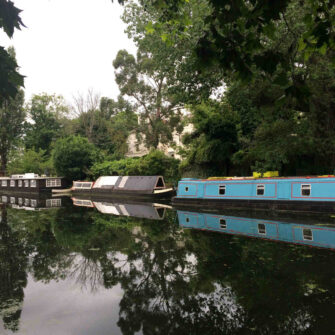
126, 123, 193, 160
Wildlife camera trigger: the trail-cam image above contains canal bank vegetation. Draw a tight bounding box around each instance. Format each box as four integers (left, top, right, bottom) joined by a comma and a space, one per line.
0, 0, 335, 179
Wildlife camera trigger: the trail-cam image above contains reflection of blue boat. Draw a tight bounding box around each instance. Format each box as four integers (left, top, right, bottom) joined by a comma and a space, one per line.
178, 210, 335, 250
173, 176, 335, 213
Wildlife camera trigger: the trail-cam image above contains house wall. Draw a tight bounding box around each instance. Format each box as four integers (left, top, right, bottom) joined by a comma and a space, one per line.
126, 123, 194, 160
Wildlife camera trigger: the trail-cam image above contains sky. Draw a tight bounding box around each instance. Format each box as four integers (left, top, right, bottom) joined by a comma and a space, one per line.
1, 0, 136, 104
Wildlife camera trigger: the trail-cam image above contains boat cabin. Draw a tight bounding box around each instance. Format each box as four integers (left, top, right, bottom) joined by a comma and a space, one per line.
0, 174, 68, 192
72, 176, 172, 196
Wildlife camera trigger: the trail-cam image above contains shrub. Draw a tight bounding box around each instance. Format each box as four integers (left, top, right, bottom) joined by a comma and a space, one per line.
7, 149, 56, 176
53, 135, 98, 180
90, 150, 180, 183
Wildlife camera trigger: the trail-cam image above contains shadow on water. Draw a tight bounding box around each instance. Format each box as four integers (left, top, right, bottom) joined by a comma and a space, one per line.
1, 193, 335, 334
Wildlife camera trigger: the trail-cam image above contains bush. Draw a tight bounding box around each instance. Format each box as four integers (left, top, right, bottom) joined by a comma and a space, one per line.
53, 135, 98, 180
7, 149, 56, 176
90, 150, 180, 183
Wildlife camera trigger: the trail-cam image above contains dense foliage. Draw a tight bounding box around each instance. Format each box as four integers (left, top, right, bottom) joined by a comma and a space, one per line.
91, 150, 180, 183
52, 135, 99, 180
0, 0, 24, 103
1, 0, 335, 179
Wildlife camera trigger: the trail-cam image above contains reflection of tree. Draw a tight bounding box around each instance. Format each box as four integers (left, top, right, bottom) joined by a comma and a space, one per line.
0, 207, 28, 332
3, 202, 335, 334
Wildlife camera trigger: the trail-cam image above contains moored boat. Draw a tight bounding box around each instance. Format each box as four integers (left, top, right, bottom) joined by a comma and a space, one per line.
173, 175, 335, 213
71, 176, 175, 200
0, 173, 69, 193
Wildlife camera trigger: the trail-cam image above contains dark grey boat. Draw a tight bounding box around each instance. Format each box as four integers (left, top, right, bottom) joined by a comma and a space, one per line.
71, 176, 175, 200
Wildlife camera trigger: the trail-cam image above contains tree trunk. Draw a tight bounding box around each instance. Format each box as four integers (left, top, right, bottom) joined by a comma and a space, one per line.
0, 152, 7, 176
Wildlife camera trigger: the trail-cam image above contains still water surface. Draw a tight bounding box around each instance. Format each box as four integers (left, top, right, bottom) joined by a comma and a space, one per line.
1, 195, 335, 334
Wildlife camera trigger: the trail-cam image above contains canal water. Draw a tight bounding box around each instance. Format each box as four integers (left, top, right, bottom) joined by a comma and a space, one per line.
1, 195, 335, 334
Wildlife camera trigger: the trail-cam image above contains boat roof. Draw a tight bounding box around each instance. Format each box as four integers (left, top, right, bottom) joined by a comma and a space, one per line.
181, 175, 335, 182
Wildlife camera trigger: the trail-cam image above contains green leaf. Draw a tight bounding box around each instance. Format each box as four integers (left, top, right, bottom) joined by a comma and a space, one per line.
145, 21, 155, 35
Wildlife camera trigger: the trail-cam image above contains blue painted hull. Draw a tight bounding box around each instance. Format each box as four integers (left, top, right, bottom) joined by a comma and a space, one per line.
173, 177, 335, 213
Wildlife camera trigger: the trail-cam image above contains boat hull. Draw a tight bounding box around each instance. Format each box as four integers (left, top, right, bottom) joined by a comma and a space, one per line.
172, 197, 335, 214
72, 188, 176, 200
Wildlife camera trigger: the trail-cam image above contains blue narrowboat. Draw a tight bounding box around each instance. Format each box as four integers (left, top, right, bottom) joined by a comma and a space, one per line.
178, 210, 335, 250
173, 176, 335, 213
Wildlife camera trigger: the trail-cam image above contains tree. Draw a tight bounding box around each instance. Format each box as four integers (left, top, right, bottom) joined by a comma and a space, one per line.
24, 94, 70, 154
7, 149, 55, 176
0, 47, 25, 175
52, 135, 98, 180
0, 0, 24, 103
143, 0, 335, 92
181, 100, 239, 176
114, 0, 223, 149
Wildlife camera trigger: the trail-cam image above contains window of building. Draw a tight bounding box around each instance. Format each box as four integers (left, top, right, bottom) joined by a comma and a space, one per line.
1, 180, 7, 187
18, 180, 22, 187
46, 179, 61, 187
185, 217, 190, 223
219, 185, 226, 195
185, 187, 189, 192
24, 180, 29, 187
2, 196, 7, 203
257, 184, 265, 196
18, 198, 23, 205
30, 180, 37, 187
303, 228, 313, 241
258, 223, 266, 234
24, 198, 30, 206
10, 197, 15, 204
301, 184, 311, 196
31, 199, 37, 207
220, 218, 227, 229
10, 180, 15, 187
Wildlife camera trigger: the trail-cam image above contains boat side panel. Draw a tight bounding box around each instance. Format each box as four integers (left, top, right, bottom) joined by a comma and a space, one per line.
177, 182, 202, 198
178, 211, 335, 250
203, 182, 277, 199
291, 181, 335, 201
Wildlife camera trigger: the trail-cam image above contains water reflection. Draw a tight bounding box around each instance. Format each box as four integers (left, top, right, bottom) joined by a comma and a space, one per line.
178, 210, 335, 250
1, 195, 335, 334
72, 196, 169, 220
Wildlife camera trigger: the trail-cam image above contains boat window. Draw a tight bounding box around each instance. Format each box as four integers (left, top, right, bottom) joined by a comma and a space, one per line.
220, 218, 227, 229
301, 184, 311, 196
257, 184, 265, 195
10, 180, 15, 187
46, 179, 61, 187
155, 177, 165, 189
219, 185, 226, 195
30, 180, 37, 187
185, 187, 189, 192
46, 199, 62, 207
186, 217, 190, 223
258, 223, 266, 234
156, 207, 165, 219
303, 228, 313, 241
